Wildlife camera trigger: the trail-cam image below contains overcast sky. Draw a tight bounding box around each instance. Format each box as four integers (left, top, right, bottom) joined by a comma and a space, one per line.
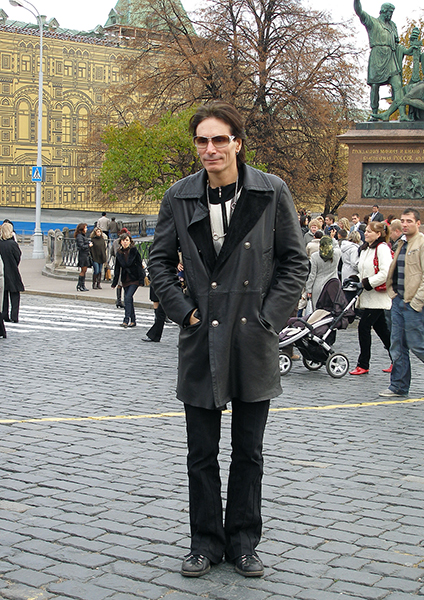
3, 0, 422, 34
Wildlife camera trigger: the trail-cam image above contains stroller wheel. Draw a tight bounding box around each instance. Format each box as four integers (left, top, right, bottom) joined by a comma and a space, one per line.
326, 353, 349, 378
279, 352, 292, 376
302, 357, 324, 371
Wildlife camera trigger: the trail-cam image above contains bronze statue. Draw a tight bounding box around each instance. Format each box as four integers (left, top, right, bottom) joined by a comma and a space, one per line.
372, 28, 424, 121
354, 1, 408, 120
373, 80, 424, 120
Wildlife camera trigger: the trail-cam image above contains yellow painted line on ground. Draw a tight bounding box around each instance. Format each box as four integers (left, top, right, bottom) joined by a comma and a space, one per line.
0, 398, 423, 425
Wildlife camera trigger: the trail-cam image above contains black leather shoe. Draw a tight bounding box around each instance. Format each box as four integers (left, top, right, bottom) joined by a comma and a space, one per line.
142, 337, 157, 342
234, 554, 264, 577
181, 554, 211, 577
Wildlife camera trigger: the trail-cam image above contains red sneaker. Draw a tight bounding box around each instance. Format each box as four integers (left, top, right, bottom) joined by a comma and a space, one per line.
349, 366, 369, 375
382, 364, 393, 373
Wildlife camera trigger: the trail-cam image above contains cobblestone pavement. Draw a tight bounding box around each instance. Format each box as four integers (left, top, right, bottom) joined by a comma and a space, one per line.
1, 295, 424, 600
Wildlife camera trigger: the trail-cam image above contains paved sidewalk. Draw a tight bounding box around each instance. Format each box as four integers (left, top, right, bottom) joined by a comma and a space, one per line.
1, 262, 424, 599
19, 249, 151, 309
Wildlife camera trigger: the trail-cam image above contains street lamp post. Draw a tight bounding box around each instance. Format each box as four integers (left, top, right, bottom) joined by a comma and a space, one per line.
10, 0, 45, 258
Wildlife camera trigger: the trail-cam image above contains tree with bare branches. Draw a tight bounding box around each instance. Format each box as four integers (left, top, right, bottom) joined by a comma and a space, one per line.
92, 0, 363, 212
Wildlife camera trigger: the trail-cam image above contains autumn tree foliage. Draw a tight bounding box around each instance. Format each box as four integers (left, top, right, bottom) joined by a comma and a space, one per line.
95, 0, 363, 212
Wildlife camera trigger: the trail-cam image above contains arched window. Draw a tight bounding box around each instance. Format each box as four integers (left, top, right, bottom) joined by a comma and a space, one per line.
17, 100, 30, 140
62, 105, 71, 144
77, 106, 88, 143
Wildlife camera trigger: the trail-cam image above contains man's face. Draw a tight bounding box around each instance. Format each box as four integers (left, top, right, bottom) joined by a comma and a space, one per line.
325, 216, 332, 226
401, 213, 421, 239
390, 228, 402, 241
372, 206, 378, 213
351, 215, 359, 225
381, 8, 393, 22
195, 117, 241, 182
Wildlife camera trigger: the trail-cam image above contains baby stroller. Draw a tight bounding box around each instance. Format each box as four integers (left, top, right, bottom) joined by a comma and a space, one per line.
278, 278, 362, 378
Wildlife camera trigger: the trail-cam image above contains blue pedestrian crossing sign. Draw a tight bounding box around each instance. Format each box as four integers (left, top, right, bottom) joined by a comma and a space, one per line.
32, 166, 45, 182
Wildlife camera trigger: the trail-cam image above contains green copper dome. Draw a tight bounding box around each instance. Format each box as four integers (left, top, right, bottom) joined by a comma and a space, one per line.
104, 0, 195, 34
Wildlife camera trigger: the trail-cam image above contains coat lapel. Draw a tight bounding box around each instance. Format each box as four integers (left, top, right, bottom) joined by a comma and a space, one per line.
176, 165, 275, 274
214, 188, 273, 271
188, 196, 216, 275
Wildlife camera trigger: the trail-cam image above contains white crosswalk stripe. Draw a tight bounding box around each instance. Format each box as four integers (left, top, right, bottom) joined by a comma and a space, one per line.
8, 302, 158, 332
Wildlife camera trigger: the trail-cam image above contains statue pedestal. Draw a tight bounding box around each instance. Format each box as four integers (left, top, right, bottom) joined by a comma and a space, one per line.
338, 122, 424, 219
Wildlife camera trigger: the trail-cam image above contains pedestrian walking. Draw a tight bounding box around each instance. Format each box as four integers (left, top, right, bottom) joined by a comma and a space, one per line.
97, 212, 110, 237
0, 222, 25, 323
108, 217, 119, 240
379, 208, 424, 397
148, 101, 308, 579
0, 253, 6, 338
142, 285, 166, 342
111, 232, 145, 328
349, 221, 393, 376
75, 223, 93, 292
90, 227, 107, 289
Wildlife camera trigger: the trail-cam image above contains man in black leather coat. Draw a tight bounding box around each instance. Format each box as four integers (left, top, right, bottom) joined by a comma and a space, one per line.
148, 101, 308, 578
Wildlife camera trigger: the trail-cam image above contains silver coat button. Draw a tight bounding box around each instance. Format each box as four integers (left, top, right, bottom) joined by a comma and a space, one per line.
244, 242, 251, 249
243, 280, 249, 287
240, 317, 247, 325
211, 282, 218, 289
212, 320, 219, 327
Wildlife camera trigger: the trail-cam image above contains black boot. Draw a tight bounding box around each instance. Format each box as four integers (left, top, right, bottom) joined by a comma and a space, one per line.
80, 275, 89, 292
77, 275, 84, 291
92, 273, 96, 289
116, 286, 124, 308
97, 273, 102, 289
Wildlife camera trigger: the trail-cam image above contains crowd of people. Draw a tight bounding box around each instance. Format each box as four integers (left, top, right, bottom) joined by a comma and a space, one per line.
297, 205, 424, 397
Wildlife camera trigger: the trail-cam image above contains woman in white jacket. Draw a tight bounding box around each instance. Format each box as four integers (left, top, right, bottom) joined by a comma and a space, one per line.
349, 221, 393, 375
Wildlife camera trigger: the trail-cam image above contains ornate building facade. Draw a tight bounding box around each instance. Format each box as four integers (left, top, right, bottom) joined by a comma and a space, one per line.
0, 0, 190, 214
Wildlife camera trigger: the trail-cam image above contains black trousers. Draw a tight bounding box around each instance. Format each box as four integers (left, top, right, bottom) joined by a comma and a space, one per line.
146, 304, 166, 342
2, 290, 20, 322
357, 308, 391, 370
184, 398, 269, 563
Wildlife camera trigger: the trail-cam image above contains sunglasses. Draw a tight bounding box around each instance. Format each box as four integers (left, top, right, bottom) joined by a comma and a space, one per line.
193, 135, 235, 149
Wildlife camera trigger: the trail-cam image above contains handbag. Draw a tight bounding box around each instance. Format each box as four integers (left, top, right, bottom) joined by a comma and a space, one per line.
304, 298, 313, 318
373, 244, 394, 292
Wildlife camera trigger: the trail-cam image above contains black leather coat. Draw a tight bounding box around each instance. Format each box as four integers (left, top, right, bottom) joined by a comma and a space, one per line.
76, 233, 91, 268
0, 238, 24, 292
148, 164, 308, 409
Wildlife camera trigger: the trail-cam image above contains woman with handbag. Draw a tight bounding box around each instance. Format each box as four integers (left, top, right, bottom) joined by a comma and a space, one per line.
349, 221, 393, 375
75, 223, 93, 292
111, 232, 145, 328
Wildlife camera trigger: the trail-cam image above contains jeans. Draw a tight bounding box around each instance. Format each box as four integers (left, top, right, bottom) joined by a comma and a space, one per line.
123, 284, 138, 324
389, 295, 424, 394
184, 399, 269, 563
92, 261, 102, 275
357, 308, 391, 370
